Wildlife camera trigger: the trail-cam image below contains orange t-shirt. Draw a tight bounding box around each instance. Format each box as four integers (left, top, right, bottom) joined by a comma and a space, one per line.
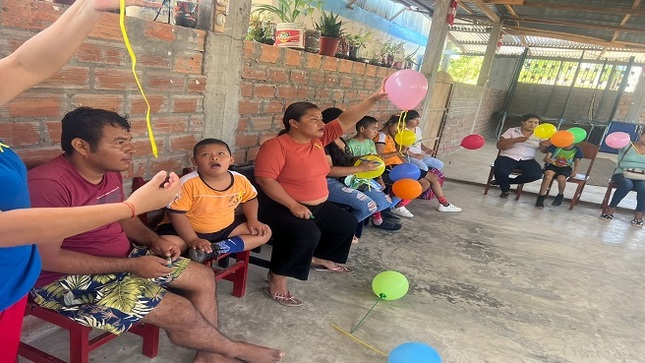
374, 132, 404, 166
255, 120, 343, 202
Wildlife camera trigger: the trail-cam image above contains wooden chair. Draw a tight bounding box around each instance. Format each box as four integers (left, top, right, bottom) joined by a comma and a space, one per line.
483, 151, 524, 200
544, 141, 600, 210
133, 172, 250, 298
19, 302, 159, 363
601, 180, 617, 213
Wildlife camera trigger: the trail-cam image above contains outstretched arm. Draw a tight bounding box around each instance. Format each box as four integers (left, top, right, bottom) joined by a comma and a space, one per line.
0, 0, 160, 106
337, 78, 388, 132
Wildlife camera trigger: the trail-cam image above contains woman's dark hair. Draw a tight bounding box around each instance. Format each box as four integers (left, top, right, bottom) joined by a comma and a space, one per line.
404, 110, 420, 123
193, 138, 231, 157
61, 107, 130, 155
281, 102, 319, 133
321, 107, 343, 124
521, 113, 541, 122
355, 116, 378, 133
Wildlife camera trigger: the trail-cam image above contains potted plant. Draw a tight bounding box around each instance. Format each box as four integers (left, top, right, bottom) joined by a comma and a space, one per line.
315, 11, 343, 57
380, 40, 405, 67
251, 0, 323, 49
246, 15, 276, 45
346, 31, 372, 60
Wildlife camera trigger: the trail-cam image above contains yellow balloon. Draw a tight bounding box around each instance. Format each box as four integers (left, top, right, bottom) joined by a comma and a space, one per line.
354, 155, 385, 179
533, 123, 557, 139
394, 129, 416, 147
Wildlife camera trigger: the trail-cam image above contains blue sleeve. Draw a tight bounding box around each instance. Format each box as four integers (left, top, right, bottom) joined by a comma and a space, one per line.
546, 145, 556, 154
575, 146, 584, 159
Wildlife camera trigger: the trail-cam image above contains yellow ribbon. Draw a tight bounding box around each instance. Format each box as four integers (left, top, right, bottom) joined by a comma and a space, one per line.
330, 323, 388, 357
0, 141, 9, 153
396, 110, 408, 154
119, 0, 158, 157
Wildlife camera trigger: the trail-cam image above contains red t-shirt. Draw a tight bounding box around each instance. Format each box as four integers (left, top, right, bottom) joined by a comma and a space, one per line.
255, 120, 343, 202
28, 155, 130, 287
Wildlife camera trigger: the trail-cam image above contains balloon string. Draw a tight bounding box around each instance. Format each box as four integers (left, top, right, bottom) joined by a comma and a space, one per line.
119, 0, 158, 158
330, 324, 388, 357
350, 295, 383, 333
397, 111, 407, 154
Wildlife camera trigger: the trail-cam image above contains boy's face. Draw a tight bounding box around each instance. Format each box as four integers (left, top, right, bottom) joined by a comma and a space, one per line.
387, 122, 398, 136
193, 143, 233, 177
406, 117, 421, 128
360, 123, 379, 139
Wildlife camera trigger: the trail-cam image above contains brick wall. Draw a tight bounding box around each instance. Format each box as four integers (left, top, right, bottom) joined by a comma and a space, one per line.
236, 40, 400, 163
0, 0, 206, 180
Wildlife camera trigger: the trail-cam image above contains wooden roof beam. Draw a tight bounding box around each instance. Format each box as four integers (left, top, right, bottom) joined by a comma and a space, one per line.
458, 1, 476, 15
504, 26, 624, 49
520, 2, 645, 17
505, 16, 645, 35
463, 0, 500, 23
611, 0, 641, 42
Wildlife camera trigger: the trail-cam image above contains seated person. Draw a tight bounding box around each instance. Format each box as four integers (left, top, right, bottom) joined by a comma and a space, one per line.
376, 116, 461, 217
157, 138, 271, 262
402, 109, 444, 171
28, 107, 284, 363
321, 109, 401, 236
535, 142, 583, 208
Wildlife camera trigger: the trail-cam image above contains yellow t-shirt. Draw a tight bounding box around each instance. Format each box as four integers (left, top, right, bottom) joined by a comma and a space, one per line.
161, 170, 257, 233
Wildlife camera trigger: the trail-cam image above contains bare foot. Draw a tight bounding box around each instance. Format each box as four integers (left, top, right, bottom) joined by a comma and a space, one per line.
233, 341, 284, 363
194, 351, 244, 363
311, 257, 336, 270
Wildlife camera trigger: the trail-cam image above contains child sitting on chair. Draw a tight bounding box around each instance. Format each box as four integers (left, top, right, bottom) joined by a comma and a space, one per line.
157, 139, 271, 262
535, 142, 583, 208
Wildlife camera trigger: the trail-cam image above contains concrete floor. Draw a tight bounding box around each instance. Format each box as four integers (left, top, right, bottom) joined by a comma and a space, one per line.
20, 144, 645, 363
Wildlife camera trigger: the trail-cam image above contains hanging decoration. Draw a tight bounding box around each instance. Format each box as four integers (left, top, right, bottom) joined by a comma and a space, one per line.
447, 0, 458, 26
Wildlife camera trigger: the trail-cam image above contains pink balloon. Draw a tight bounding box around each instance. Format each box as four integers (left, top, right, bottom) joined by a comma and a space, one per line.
461, 134, 485, 150
384, 70, 429, 110
605, 132, 631, 149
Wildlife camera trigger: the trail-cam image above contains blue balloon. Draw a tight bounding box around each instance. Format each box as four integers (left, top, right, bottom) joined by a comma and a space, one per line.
389, 342, 442, 363
389, 163, 421, 182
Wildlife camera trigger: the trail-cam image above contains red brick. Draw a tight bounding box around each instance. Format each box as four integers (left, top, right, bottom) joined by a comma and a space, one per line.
188, 76, 207, 93
145, 22, 176, 42
89, 13, 124, 41
268, 69, 289, 83
239, 100, 260, 115
0, 122, 40, 146
71, 94, 124, 112
130, 116, 188, 137
365, 78, 378, 91
139, 53, 172, 68
237, 117, 249, 132
259, 44, 280, 64
235, 134, 258, 148
244, 40, 256, 59
94, 68, 139, 90
242, 65, 267, 81
45, 121, 62, 144
0, 0, 60, 30
145, 73, 186, 92
132, 138, 166, 156
277, 85, 298, 99
322, 56, 338, 71
189, 115, 204, 133
365, 65, 378, 77
8, 93, 64, 117
265, 100, 284, 114
129, 95, 167, 114
353, 62, 366, 76
284, 48, 303, 66
297, 87, 313, 99
315, 89, 330, 99
254, 84, 276, 98
377, 67, 389, 78
338, 59, 353, 73
325, 75, 339, 88
32, 66, 89, 89
331, 90, 344, 101
174, 53, 204, 74
340, 76, 353, 88
232, 150, 246, 163
169, 135, 198, 152
290, 70, 307, 85
246, 146, 261, 161
76, 43, 103, 63
306, 53, 322, 69
251, 116, 273, 131
188, 30, 207, 52
105, 47, 126, 65
16, 147, 61, 170
240, 82, 253, 97
172, 97, 200, 113
309, 73, 325, 87
151, 158, 185, 175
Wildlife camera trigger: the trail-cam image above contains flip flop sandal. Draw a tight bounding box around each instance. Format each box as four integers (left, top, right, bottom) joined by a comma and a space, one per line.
311, 264, 353, 273
352, 236, 360, 244
264, 287, 303, 307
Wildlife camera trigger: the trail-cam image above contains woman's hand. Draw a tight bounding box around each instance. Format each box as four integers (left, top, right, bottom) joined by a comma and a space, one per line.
357, 159, 381, 172
126, 171, 180, 215
370, 77, 389, 101
289, 203, 313, 219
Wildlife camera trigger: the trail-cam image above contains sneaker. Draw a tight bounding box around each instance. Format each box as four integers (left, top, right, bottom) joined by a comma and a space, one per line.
499, 191, 510, 199
600, 213, 614, 221
391, 206, 414, 218
535, 195, 545, 208
552, 194, 564, 207
437, 203, 462, 213
490, 179, 499, 186
372, 219, 402, 230
381, 209, 401, 220
631, 219, 644, 228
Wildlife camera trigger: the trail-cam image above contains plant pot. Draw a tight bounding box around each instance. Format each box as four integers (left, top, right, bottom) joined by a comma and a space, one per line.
275, 23, 306, 49
348, 47, 359, 60
319, 36, 340, 57
305, 29, 321, 53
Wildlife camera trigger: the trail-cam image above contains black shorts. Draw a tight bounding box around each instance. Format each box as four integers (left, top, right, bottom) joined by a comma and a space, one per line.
157, 214, 247, 242
544, 164, 572, 177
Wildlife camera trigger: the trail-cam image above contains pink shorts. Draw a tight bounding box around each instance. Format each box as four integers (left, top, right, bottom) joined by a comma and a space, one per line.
0, 295, 28, 361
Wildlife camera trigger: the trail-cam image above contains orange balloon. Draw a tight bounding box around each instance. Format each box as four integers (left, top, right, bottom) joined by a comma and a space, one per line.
550, 130, 575, 148
391, 178, 423, 200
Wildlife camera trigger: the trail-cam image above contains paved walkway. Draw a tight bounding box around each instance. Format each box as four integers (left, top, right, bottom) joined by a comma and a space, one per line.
439, 140, 637, 211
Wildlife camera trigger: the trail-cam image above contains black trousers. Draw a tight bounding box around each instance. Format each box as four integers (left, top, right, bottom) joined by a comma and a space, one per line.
258, 195, 357, 280
493, 156, 543, 192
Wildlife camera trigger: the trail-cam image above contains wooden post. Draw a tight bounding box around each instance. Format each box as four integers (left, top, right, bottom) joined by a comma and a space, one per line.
477, 22, 503, 86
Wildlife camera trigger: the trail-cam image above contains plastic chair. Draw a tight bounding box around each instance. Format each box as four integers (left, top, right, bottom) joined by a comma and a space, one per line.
544, 142, 600, 210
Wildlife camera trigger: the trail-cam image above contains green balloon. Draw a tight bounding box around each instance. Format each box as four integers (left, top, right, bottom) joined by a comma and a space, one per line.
568, 127, 587, 143
372, 271, 409, 301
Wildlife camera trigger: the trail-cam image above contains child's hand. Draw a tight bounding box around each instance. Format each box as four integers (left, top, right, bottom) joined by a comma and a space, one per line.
358, 159, 381, 172
377, 178, 386, 190
188, 237, 212, 253
247, 221, 271, 236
